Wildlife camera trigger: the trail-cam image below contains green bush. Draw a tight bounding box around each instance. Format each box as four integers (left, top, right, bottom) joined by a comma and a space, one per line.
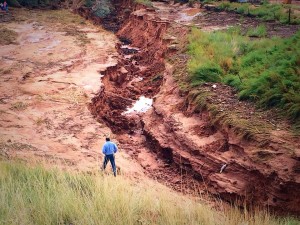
92, 0, 113, 17
83, 0, 114, 18
247, 25, 267, 37
192, 64, 223, 84
218, 2, 231, 10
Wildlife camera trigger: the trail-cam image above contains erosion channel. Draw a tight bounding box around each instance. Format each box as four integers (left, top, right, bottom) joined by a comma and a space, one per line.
1, 0, 300, 216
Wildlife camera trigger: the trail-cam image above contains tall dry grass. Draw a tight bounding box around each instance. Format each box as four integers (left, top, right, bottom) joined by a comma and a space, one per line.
0, 160, 298, 225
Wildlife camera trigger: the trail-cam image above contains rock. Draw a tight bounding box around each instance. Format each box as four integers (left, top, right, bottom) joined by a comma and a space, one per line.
168, 44, 178, 50
119, 67, 128, 74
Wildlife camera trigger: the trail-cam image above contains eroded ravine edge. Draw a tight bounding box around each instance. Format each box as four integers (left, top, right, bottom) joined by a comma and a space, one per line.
82, 2, 300, 216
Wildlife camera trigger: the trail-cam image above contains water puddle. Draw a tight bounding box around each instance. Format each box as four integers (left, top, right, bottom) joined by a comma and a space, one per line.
123, 96, 153, 114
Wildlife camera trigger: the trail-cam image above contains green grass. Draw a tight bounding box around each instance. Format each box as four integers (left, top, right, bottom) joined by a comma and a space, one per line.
187, 28, 300, 127
0, 160, 298, 225
247, 24, 267, 37
217, 2, 300, 24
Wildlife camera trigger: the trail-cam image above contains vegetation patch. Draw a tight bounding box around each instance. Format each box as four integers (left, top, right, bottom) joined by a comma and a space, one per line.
10, 102, 28, 111
0, 27, 18, 45
84, 0, 115, 18
0, 160, 298, 225
216, 2, 300, 24
134, 0, 153, 7
247, 24, 267, 37
186, 28, 300, 128
34, 117, 51, 128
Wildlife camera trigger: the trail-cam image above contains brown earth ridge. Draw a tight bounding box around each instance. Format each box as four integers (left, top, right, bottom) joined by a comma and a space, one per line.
80, 0, 300, 215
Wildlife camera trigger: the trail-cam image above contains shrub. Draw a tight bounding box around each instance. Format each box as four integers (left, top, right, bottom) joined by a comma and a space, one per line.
191, 64, 223, 84
247, 25, 267, 38
92, 0, 113, 18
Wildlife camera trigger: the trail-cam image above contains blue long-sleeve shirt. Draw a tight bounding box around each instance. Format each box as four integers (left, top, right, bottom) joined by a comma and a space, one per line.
102, 141, 118, 155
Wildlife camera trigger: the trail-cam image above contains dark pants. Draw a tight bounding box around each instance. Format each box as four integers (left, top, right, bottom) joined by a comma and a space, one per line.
102, 154, 116, 176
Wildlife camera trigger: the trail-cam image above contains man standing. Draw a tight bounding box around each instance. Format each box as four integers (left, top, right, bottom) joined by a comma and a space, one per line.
102, 137, 118, 176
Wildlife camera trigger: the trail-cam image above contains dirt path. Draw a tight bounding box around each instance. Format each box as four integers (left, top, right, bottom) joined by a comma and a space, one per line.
0, 9, 144, 175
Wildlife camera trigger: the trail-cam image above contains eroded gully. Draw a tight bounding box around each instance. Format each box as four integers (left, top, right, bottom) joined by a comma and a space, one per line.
86, 1, 300, 215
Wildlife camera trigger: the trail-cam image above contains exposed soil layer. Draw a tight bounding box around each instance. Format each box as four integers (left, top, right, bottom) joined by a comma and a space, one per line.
88, 2, 300, 215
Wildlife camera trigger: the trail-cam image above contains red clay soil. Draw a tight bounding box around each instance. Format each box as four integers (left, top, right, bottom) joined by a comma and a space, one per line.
87, 1, 300, 216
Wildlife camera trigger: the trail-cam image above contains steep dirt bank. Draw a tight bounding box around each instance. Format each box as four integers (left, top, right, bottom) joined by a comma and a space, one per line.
89, 2, 300, 215
143, 62, 300, 215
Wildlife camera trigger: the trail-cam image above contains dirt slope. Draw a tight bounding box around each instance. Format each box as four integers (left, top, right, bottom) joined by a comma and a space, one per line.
0, 9, 144, 175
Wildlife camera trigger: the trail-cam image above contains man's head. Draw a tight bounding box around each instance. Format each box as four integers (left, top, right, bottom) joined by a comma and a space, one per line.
106, 137, 110, 142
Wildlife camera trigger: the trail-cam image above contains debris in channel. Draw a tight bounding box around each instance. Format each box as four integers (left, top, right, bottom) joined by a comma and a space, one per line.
123, 96, 153, 114
220, 163, 227, 173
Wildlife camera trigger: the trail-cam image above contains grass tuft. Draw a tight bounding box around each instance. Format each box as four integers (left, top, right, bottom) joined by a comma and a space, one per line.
0, 27, 18, 45
10, 102, 28, 111
247, 25, 267, 38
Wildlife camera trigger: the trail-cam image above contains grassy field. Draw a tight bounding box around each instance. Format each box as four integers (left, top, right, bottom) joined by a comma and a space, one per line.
0, 160, 299, 225
186, 28, 300, 128
216, 1, 300, 24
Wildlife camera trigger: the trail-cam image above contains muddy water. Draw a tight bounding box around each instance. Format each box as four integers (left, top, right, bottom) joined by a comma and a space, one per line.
0, 9, 144, 175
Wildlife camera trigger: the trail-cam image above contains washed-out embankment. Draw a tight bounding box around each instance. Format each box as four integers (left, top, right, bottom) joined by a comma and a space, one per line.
76, 0, 300, 216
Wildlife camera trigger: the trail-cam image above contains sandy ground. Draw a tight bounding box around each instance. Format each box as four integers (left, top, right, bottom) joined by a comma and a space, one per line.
0, 9, 144, 175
